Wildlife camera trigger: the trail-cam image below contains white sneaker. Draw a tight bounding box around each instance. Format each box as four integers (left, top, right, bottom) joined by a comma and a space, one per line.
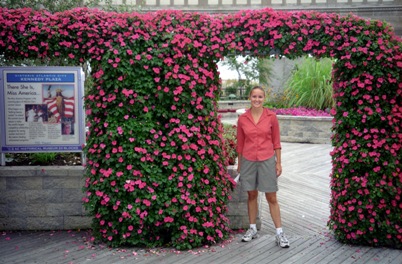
242, 228, 258, 242
276, 232, 290, 248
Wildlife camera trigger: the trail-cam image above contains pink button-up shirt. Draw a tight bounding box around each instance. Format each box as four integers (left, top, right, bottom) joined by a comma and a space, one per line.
236, 108, 281, 161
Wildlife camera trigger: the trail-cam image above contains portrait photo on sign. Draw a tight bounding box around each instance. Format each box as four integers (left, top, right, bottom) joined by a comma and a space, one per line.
42, 84, 75, 135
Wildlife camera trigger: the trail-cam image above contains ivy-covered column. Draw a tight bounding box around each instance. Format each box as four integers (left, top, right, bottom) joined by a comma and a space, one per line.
82, 11, 235, 249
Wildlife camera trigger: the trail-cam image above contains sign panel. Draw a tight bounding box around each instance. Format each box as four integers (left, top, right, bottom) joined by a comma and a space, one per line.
0, 67, 85, 153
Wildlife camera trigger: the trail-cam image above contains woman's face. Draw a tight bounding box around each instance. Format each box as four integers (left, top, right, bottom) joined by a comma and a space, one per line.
249, 88, 265, 109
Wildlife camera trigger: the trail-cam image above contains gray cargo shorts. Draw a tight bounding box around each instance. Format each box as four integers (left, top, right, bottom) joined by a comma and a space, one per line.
240, 156, 278, 193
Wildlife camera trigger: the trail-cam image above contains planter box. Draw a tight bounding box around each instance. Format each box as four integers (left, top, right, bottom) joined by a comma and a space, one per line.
277, 115, 333, 144
218, 100, 250, 111
0, 166, 91, 230
233, 109, 333, 144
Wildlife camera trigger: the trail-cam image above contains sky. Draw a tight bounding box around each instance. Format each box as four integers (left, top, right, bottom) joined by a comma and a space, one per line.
217, 57, 248, 80
217, 62, 239, 80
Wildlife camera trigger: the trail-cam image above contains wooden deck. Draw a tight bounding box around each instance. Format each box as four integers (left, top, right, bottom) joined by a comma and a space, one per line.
1, 142, 401, 264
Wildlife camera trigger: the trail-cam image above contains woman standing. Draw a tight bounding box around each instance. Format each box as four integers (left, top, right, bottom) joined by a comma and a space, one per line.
236, 86, 290, 248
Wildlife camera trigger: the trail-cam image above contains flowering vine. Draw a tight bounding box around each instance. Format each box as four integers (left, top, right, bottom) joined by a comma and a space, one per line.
0, 7, 400, 249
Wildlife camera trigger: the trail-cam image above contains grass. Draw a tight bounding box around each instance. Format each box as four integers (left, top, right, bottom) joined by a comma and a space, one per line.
284, 57, 334, 110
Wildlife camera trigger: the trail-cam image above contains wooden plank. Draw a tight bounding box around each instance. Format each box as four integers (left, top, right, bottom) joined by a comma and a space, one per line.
244, 235, 312, 264
14, 234, 80, 263
193, 234, 272, 264
317, 243, 373, 264
0, 231, 73, 263
295, 237, 344, 263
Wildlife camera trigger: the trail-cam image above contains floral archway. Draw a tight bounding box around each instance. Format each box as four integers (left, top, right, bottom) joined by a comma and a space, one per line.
0, 8, 400, 249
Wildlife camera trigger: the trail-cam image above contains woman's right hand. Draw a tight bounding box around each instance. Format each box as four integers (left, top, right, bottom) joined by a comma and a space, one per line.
237, 154, 241, 173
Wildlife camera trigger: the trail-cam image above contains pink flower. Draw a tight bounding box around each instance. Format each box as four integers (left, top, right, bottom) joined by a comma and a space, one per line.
164, 216, 174, 223
143, 199, 151, 207
202, 221, 214, 228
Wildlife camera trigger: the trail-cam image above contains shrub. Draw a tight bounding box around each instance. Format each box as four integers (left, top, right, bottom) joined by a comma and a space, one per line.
29, 153, 57, 164
222, 124, 237, 165
284, 57, 334, 110
224, 80, 254, 99
264, 88, 290, 109
224, 86, 238, 97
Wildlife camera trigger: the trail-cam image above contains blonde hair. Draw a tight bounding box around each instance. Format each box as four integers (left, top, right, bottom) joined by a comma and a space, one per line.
249, 86, 266, 98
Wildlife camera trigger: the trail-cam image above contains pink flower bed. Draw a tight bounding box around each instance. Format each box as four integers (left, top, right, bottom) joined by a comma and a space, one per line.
271, 107, 331, 117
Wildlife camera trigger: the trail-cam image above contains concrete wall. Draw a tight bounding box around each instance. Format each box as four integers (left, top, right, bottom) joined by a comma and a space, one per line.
0, 166, 91, 230
218, 100, 250, 110
0, 165, 258, 231
278, 115, 333, 144
227, 165, 262, 230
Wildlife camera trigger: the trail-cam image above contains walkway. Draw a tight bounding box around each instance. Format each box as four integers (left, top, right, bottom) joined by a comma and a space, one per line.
1, 143, 401, 264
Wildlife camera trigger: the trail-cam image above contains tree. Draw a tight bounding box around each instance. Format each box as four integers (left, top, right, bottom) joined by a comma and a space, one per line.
220, 56, 273, 98
0, 0, 85, 12
0, 0, 135, 12
220, 56, 245, 81
255, 57, 274, 87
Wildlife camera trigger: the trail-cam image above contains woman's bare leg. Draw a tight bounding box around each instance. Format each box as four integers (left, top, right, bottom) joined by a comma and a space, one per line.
247, 190, 259, 224
265, 192, 282, 228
